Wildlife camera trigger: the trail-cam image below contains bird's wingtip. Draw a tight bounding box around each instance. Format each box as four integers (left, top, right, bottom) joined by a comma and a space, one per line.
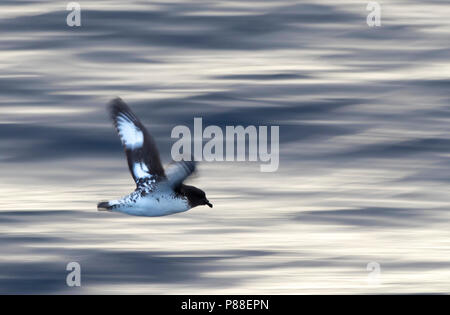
108, 97, 125, 110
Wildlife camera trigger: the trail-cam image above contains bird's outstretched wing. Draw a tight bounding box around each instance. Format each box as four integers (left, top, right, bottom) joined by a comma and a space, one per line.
165, 159, 196, 188
109, 98, 165, 186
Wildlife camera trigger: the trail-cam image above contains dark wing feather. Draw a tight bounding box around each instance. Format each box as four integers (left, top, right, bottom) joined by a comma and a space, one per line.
109, 98, 165, 186
165, 159, 196, 188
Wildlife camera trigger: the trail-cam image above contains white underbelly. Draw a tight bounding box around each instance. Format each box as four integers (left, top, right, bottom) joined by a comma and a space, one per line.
113, 193, 190, 217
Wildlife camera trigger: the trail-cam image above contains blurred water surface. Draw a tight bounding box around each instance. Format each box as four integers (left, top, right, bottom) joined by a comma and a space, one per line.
0, 0, 449, 294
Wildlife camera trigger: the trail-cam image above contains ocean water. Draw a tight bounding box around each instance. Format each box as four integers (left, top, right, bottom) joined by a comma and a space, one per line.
0, 0, 449, 294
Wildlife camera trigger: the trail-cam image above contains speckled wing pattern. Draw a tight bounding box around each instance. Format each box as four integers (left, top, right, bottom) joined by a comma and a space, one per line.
109, 98, 166, 188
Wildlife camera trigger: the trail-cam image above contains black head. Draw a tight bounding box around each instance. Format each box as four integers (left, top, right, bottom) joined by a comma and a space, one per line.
179, 184, 213, 208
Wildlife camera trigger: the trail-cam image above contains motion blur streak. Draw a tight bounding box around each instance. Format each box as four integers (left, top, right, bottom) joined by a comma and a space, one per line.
0, 1, 449, 294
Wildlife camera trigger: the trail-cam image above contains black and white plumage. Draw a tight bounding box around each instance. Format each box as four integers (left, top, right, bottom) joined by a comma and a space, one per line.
97, 98, 212, 217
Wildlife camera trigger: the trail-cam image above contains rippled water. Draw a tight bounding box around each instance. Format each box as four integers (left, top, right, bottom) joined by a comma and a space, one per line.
0, 0, 449, 294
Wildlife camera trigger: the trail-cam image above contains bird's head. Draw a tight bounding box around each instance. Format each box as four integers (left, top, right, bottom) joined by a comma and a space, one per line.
180, 184, 213, 208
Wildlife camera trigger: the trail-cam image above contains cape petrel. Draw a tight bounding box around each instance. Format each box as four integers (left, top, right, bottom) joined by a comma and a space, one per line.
97, 98, 212, 216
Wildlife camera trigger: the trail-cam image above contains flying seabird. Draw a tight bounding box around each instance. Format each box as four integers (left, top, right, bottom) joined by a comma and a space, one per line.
97, 98, 213, 216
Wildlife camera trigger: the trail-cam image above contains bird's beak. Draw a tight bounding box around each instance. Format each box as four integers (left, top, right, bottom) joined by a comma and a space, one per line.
205, 200, 213, 208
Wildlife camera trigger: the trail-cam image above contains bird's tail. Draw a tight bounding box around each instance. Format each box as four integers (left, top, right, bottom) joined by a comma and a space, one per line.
97, 201, 111, 211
